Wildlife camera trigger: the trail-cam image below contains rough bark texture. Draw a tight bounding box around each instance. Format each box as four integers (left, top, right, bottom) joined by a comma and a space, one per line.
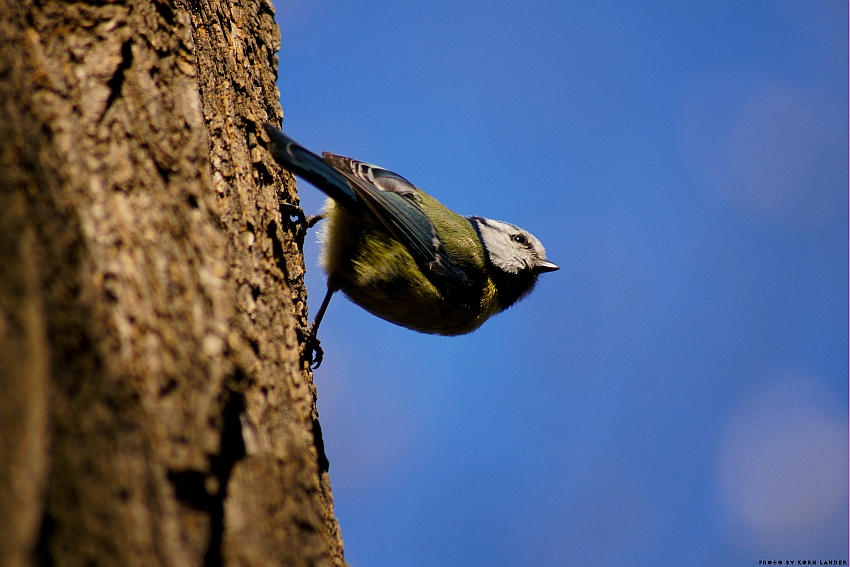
0, 0, 344, 566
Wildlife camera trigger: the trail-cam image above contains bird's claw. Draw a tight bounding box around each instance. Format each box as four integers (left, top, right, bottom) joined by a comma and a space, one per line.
304, 329, 324, 369
280, 202, 325, 240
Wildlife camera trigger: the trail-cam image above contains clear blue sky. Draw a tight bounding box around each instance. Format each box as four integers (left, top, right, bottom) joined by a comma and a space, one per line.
272, 2, 848, 565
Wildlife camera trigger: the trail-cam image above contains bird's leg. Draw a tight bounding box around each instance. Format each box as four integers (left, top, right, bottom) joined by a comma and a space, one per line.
279, 201, 326, 242
304, 284, 336, 368
304, 212, 326, 229
277, 201, 331, 367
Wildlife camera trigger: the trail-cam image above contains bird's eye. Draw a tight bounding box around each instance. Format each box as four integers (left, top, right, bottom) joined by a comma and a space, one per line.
511, 233, 529, 246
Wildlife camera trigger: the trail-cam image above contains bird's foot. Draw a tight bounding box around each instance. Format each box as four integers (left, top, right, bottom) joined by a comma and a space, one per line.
303, 326, 324, 369
280, 202, 325, 241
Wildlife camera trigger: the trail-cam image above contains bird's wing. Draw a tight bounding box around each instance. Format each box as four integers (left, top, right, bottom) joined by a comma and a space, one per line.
323, 153, 475, 293
263, 124, 477, 298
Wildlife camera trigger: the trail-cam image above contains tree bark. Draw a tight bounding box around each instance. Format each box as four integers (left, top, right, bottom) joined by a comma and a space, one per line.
0, 0, 344, 566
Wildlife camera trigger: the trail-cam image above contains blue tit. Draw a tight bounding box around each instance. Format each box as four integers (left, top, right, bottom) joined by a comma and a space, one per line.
263, 124, 558, 365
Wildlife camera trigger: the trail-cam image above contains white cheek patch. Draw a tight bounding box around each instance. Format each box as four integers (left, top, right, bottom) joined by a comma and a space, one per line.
473, 218, 537, 274
471, 216, 552, 276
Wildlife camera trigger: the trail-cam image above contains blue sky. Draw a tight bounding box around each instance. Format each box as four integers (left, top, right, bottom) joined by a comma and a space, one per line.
272, 2, 848, 565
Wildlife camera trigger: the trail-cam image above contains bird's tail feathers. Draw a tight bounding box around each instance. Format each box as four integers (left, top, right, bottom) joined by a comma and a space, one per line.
262, 124, 358, 207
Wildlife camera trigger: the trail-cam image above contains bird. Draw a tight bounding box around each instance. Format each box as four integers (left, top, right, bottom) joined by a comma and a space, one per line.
263, 123, 558, 367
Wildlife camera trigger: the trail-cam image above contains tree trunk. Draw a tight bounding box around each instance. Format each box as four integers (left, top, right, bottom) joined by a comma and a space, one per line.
0, 1, 344, 565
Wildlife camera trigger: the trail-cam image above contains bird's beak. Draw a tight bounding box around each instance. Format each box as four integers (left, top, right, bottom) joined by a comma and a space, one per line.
535, 260, 560, 273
